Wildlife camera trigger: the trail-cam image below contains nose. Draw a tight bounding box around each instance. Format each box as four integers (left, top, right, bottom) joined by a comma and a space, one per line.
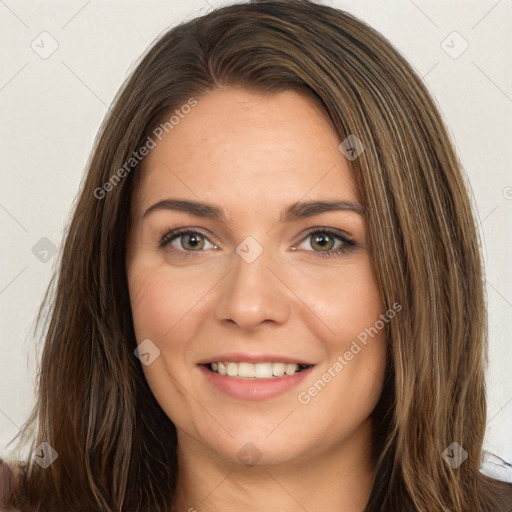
213, 242, 291, 330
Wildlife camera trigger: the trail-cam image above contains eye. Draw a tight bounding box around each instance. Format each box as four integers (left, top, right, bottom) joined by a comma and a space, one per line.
296, 228, 356, 258
159, 228, 216, 255
159, 226, 356, 259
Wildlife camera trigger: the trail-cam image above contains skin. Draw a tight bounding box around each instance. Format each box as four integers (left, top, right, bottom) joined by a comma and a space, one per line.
126, 87, 388, 512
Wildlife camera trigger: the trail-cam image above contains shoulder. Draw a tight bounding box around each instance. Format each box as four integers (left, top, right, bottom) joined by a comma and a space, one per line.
0, 458, 22, 511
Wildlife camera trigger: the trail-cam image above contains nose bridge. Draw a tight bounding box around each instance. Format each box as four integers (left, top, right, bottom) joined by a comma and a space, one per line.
214, 234, 290, 328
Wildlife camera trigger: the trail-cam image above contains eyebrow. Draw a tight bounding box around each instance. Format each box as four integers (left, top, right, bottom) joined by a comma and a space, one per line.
143, 198, 365, 222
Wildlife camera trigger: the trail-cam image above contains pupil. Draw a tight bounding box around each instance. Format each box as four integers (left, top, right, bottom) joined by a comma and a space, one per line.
184, 234, 202, 250
312, 233, 333, 251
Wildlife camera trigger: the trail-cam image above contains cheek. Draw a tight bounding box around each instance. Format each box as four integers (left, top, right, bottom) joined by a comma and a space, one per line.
128, 260, 200, 342
292, 256, 386, 403
127, 256, 221, 382
128, 266, 170, 340
127, 261, 206, 427
294, 256, 383, 345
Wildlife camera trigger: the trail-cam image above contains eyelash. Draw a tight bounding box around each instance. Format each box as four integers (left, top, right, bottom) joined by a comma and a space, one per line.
158, 226, 356, 259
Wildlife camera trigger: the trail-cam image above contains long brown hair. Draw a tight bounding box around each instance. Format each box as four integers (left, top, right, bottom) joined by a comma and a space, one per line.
5, 1, 511, 510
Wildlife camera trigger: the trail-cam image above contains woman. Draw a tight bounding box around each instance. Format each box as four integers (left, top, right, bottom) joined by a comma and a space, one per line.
2, 0, 511, 510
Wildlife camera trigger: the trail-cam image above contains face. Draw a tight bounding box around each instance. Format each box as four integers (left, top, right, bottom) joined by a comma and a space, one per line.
126, 87, 387, 467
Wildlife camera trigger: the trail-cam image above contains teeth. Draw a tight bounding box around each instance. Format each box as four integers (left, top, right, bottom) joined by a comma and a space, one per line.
285, 363, 298, 376
272, 362, 286, 377
239, 362, 255, 378
207, 361, 310, 379
226, 362, 238, 377
255, 363, 273, 378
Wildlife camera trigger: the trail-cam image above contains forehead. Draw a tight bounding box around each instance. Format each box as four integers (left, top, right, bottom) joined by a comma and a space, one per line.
131, 88, 358, 218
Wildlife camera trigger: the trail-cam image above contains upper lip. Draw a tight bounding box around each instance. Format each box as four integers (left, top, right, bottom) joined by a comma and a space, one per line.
197, 353, 315, 365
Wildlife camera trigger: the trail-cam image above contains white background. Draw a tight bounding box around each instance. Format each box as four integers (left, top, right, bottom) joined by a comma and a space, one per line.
1, 0, 511, 464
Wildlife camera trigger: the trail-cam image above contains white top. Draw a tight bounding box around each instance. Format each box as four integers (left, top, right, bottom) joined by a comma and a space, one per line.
480, 451, 512, 483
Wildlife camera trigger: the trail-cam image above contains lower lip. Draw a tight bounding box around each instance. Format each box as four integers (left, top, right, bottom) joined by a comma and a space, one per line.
198, 364, 314, 401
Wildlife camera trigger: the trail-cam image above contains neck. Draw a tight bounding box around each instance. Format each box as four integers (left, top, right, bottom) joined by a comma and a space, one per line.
171, 419, 375, 512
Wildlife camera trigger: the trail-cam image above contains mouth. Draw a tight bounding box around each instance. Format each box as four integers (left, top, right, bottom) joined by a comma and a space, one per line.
198, 361, 316, 401
201, 361, 314, 379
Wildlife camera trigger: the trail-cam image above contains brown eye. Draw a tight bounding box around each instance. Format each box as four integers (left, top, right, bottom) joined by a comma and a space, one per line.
159, 229, 216, 253
310, 232, 336, 252
296, 228, 356, 259
180, 233, 205, 251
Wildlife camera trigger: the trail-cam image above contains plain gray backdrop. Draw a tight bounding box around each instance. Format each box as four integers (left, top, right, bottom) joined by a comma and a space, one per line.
1, 0, 511, 466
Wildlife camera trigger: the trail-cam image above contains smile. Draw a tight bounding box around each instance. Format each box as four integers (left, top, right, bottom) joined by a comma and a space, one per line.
204, 361, 312, 379
199, 362, 315, 401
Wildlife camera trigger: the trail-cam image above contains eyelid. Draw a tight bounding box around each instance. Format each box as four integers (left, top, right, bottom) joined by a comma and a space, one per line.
159, 225, 357, 260
295, 225, 354, 245
158, 226, 219, 249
